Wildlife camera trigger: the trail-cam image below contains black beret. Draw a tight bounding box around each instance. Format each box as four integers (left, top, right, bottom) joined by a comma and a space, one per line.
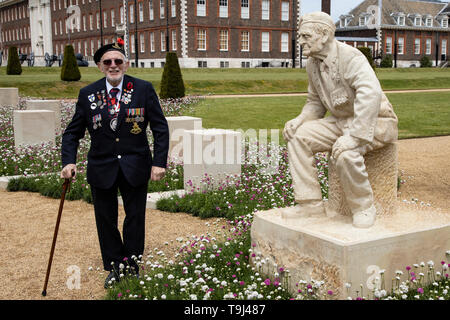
94, 38, 126, 64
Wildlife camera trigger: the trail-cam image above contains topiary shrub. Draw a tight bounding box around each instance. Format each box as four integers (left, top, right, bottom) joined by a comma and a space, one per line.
60, 45, 81, 81
420, 56, 433, 68
159, 52, 185, 99
6, 47, 22, 75
358, 47, 375, 69
380, 54, 393, 68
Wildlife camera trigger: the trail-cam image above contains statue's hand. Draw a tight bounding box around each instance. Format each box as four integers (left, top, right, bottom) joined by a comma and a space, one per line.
283, 117, 304, 142
331, 135, 365, 159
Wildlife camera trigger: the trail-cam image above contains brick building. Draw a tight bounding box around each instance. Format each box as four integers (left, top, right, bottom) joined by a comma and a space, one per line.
0, 0, 301, 68
335, 0, 450, 67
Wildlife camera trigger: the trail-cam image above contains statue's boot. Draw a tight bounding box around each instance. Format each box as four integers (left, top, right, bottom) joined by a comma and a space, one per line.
352, 204, 376, 228
281, 200, 326, 220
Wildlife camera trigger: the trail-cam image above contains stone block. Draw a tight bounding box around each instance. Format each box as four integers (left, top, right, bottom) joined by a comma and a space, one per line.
183, 129, 241, 191
251, 204, 450, 299
166, 116, 202, 161
328, 143, 398, 217
0, 88, 19, 106
26, 99, 62, 134
13, 110, 56, 149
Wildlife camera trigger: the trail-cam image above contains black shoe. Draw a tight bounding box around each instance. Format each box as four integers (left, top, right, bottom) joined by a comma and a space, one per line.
104, 271, 120, 289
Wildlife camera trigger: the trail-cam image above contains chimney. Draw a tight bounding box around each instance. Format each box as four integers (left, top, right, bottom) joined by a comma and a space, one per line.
322, 0, 331, 15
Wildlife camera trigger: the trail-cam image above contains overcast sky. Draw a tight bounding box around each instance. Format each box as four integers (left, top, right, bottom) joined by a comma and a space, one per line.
301, 0, 365, 22
302, 0, 450, 22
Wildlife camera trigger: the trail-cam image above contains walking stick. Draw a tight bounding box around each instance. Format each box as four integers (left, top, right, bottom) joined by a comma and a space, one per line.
42, 172, 74, 297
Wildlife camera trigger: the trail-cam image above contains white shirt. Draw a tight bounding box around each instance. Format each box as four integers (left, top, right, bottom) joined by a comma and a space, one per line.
105, 78, 123, 102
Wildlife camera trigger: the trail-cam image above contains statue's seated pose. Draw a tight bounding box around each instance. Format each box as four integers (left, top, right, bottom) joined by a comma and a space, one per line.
283, 12, 398, 228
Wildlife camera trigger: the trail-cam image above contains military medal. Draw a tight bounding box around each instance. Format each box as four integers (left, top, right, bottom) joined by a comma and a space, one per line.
92, 114, 102, 129
90, 103, 97, 110
130, 122, 142, 134
88, 94, 95, 102
110, 118, 117, 131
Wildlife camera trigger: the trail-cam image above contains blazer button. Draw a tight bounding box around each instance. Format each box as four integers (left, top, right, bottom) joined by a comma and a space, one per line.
117, 155, 122, 159
115, 138, 120, 142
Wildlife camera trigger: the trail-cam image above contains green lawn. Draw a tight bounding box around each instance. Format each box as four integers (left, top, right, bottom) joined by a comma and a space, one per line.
1, 66, 450, 98
186, 91, 450, 140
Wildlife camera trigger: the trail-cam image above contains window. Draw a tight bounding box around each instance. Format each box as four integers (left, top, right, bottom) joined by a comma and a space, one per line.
397, 16, 405, 26
261, 0, 269, 20
89, 14, 93, 30
130, 4, 134, 23
111, 9, 115, 27
54, 21, 57, 35
442, 19, 448, 28
131, 35, 135, 53
261, 32, 269, 52
359, 16, 366, 26
150, 32, 155, 52
171, 0, 176, 17
139, 2, 144, 22
83, 15, 86, 31
161, 31, 166, 51
414, 16, 421, 26
442, 39, 447, 56
415, 38, 421, 55
219, 0, 228, 18
220, 61, 229, 68
241, 61, 250, 68
426, 38, 431, 55
160, 0, 165, 19
219, 29, 228, 51
386, 36, 392, 54
426, 17, 432, 27
241, 31, 249, 51
241, 0, 249, 19
171, 29, 177, 50
197, 0, 206, 16
103, 11, 107, 28
140, 34, 145, 52
149, 1, 154, 20
120, 6, 124, 24
281, 2, 289, 21
281, 32, 289, 52
197, 29, 206, 50
91, 40, 94, 55
198, 61, 207, 68
398, 37, 404, 55
84, 41, 87, 56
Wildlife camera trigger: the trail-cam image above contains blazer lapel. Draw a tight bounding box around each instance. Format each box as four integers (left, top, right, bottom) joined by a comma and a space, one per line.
116, 75, 134, 132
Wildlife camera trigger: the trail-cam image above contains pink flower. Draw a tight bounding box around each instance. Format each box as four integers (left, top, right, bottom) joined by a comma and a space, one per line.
417, 288, 424, 294
406, 266, 411, 271
264, 279, 271, 286
239, 281, 245, 286
117, 293, 122, 298
328, 290, 333, 295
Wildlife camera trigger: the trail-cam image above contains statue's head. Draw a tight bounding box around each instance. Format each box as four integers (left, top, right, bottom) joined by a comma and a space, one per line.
298, 12, 336, 57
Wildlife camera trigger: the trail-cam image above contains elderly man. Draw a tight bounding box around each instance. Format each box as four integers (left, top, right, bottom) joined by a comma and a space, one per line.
283, 12, 397, 228
60, 39, 169, 287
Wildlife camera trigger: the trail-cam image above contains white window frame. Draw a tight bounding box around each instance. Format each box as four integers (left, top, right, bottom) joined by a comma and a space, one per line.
241, 0, 249, 19
120, 6, 124, 24
161, 30, 166, 51
139, 2, 144, 22
442, 39, 447, 56
149, 0, 154, 20
414, 38, 421, 55
111, 9, 115, 27
241, 31, 249, 51
150, 32, 155, 52
219, 0, 228, 18
261, 0, 269, 20
414, 16, 421, 26
103, 11, 107, 28
426, 38, 431, 55
140, 33, 145, 53
398, 37, 404, 55
171, 0, 176, 17
219, 29, 228, 51
130, 4, 134, 23
426, 17, 432, 27
96, 12, 100, 30
197, 0, 206, 17
281, 32, 289, 52
171, 29, 177, 50
281, 1, 289, 22
261, 31, 269, 52
386, 36, 392, 54
197, 29, 206, 50
160, 0, 165, 19
442, 19, 448, 28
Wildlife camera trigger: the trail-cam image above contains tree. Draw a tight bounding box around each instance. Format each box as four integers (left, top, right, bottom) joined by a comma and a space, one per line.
6, 47, 22, 75
380, 55, 393, 68
60, 45, 81, 81
159, 52, 185, 99
357, 47, 375, 69
419, 56, 432, 68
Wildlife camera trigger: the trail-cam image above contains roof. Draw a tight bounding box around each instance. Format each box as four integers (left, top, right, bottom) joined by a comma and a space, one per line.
336, 0, 449, 29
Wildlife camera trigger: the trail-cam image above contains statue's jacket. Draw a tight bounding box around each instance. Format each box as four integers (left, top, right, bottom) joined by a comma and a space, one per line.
302, 40, 398, 145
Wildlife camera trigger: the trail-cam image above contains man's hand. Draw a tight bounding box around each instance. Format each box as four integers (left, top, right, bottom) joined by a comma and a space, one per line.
60, 164, 77, 179
151, 166, 166, 181
283, 116, 305, 142
331, 135, 365, 160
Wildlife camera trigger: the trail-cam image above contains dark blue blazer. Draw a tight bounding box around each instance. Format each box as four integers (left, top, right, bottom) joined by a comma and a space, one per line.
61, 74, 169, 189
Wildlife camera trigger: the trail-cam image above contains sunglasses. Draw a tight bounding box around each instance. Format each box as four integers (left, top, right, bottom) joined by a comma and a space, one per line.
102, 59, 124, 66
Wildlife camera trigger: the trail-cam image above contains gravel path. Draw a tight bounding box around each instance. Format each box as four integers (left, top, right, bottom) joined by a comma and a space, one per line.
0, 136, 449, 300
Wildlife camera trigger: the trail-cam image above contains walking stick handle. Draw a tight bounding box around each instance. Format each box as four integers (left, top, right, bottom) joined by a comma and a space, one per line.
42, 172, 74, 297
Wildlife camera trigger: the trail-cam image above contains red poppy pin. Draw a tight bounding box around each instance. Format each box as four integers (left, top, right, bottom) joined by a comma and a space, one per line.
117, 38, 125, 46
127, 82, 133, 90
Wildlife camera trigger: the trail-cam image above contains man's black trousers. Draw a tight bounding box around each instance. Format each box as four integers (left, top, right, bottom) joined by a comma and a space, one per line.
90, 167, 148, 272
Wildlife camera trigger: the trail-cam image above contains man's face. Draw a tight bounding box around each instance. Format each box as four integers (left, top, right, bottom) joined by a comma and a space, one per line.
298, 24, 327, 57
97, 50, 129, 85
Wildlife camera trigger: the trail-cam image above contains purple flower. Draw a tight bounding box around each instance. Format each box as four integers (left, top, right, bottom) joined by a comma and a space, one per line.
239, 281, 245, 286
264, 279, 271, 286
406, 266, 411, 271
417, 288, 424, 294
328, 290, 333, 295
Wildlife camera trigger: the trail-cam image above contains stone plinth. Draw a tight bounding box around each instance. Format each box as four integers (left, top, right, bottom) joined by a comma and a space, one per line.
183, 129, 241, 191
13, 110, 56, 149
26, 99, 61, 134
251, 204, 450, 299
0, 88, 19, 106
166, 116, 202, 160
328, 143, 398, 217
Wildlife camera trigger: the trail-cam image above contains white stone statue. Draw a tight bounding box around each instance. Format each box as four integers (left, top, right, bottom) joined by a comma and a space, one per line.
283, 12, 398, 228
